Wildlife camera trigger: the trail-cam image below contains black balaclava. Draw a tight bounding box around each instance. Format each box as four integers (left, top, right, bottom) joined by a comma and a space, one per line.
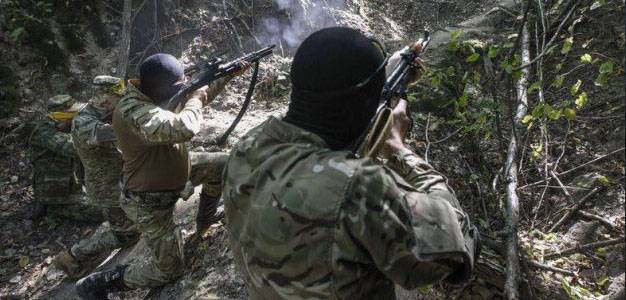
284, 27, 386, 150
139, 53, 185, 106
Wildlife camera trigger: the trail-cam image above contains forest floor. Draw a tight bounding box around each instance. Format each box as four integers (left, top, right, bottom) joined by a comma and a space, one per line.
0, 0, 624, 299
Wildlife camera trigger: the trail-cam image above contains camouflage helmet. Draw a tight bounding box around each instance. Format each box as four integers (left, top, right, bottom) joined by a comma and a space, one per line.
93, 75, 125, 96
47, 95, 76, 111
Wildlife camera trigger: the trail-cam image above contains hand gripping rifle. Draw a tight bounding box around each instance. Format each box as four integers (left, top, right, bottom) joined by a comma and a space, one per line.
162, 45, 275, 145
355, 32, 431, 158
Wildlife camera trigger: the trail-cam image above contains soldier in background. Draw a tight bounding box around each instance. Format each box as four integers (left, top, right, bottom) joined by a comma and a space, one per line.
29, 95, 101, 222
53, 76, 140, 280
223, 27, 480, 299
75, 54, 249, 299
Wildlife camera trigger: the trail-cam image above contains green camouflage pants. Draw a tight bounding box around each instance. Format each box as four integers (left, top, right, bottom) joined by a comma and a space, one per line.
120, 190, 183, 288
119, 151, 228, 288
43, 193, 103, 223
70, 206, 139, 262
189, 151, 229, 198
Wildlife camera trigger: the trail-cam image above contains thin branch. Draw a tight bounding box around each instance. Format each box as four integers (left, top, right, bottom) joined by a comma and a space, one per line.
513, 3, 577, 71
550, 170, 571, 197
527, 260, 576, 276
577, 210, 620, 232
519, 147, 625, 189
545, 237, 625, 259
547, 187, 602, 232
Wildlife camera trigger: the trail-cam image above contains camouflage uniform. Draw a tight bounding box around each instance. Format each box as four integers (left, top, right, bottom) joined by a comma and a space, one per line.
30, 95, 100, 221
68, 76, 140, 264
223, 117, 480, 299
112, 79, 230, 288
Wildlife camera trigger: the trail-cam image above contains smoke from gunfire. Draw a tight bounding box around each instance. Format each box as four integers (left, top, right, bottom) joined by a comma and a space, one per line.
258, 0, 345, 52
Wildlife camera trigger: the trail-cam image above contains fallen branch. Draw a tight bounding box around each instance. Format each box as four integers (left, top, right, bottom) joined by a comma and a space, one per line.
577, 210, 619, 232
547, 187, 602, 232
550, 170, 571, 197
519, 147, 625, 189
545, 237, 625, 259
503, 15, 531, 300
526, 260, 576, 276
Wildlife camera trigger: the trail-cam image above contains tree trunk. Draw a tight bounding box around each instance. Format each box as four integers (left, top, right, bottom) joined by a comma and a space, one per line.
117, 0, 133, 78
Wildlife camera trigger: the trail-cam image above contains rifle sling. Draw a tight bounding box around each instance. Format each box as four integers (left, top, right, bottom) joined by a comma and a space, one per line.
217, 61, 260, 145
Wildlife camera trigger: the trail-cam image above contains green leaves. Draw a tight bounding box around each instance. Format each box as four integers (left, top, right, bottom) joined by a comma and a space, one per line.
528, 81, 542, 94
448, 30, 462, 52
575, 92, 588, 109
548, 109, 563, 120
599, 61, 614, 74
561, 279, 593, 300
487, 45, 500, 58
562, 37, 574, 54
564, 108, 576, 120
552, 75, 565, 88
570, 79, 582, 96
595, 61, 614, 87
580, 54, 592, 64
466, 53, 481, 63
10, 27, 25, 42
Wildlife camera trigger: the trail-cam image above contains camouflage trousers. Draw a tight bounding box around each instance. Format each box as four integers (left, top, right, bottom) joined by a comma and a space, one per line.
42, 193, 103, 223
189, 151, 229, 198
70, 206, 139, 263
119, 151, 228, 288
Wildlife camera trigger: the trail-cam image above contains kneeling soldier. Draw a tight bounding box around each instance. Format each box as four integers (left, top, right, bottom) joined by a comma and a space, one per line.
53, 76, 140, 280
29, 95, 100, 222
75, 53, 248, 299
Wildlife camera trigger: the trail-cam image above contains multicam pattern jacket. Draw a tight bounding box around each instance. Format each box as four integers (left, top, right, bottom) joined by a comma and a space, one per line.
30, 118, 79, 199
72, 104, 123, 207
224, 117, 479, 299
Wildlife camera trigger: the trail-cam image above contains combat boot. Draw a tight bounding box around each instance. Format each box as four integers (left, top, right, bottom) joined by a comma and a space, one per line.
75, 265, 129, 300
52, 250, 88, 280
195, 193, 225, 234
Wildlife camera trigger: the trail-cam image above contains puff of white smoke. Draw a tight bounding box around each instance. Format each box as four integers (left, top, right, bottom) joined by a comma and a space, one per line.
259, 0, 346, 50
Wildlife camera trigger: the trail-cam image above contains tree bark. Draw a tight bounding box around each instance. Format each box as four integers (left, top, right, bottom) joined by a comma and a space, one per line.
504, 16, 530, 300
117, 0, 133, 78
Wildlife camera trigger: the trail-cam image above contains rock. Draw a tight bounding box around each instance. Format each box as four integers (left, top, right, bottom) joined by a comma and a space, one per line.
607, 273, 625, 298
566, 220, 601, 245
45, 256, 53, 265
10, 175, 18, 183
9, 275, 22, 284
46, 267, 64, 281
605, 247, 625, 277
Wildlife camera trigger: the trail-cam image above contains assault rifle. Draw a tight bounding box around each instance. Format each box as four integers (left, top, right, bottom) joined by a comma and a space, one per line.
355, 31, 431, 158
163, 45, 275, 144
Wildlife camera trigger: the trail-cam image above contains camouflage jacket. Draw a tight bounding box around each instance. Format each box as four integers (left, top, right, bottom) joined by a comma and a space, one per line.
30, 118, 80, 198
223, 117, 479, 299
72, 104, 123, 207
113, 78, 229, 192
